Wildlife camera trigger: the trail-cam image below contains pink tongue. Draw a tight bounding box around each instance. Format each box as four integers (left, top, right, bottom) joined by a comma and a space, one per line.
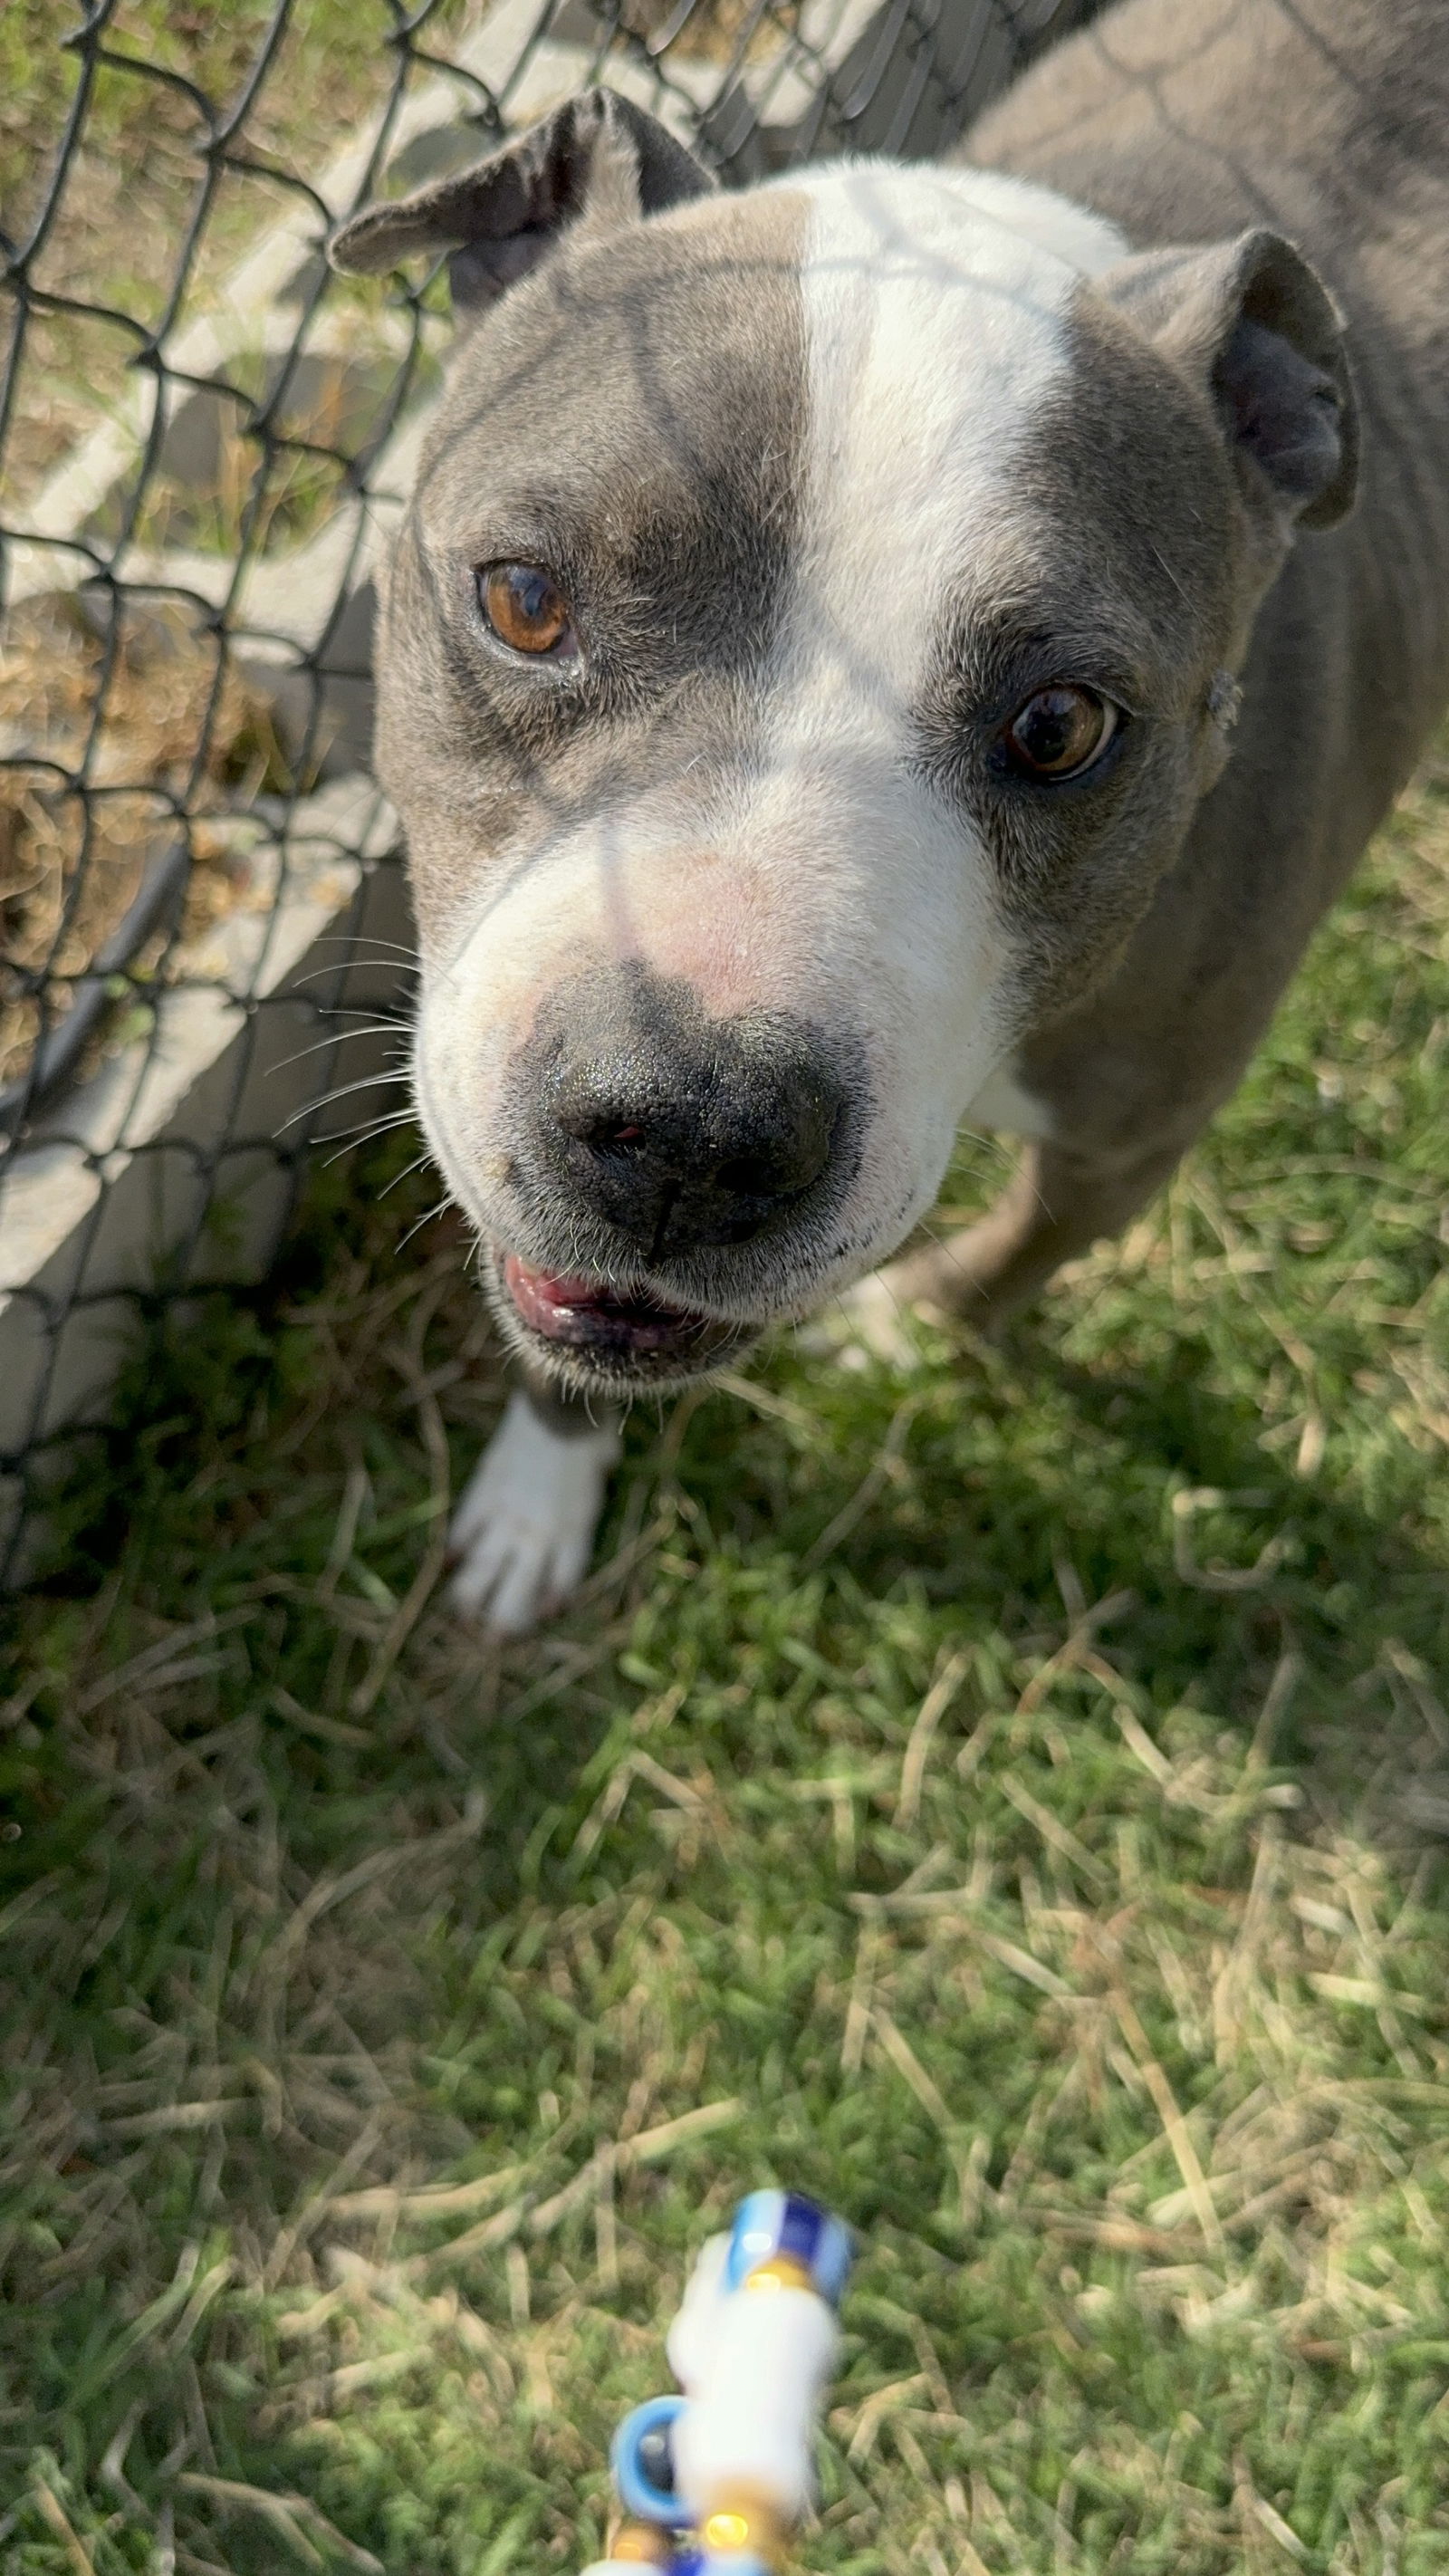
504, 1255, 600, 1332
501, 1249, 734, 1361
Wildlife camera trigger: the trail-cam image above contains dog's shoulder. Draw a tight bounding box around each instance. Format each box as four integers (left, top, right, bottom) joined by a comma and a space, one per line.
959, 0, 1449, 264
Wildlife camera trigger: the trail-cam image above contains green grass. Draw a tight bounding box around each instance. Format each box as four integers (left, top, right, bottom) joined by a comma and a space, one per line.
0, 0, 475, 504
3, 754, 1449, 2575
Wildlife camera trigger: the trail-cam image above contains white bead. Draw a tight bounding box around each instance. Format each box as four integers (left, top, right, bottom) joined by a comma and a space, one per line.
666, 2230, 732, 2391
673, 2286, 839, 2522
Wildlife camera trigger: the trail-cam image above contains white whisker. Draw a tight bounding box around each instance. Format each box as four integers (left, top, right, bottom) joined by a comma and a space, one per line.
270, 1026, 411, 1078
319, 1110, 418, 1165
397, 1194, 455, 1254
300, 934, 423, 966
377, 1147, 437, 1198
276, 1067, 413, 1133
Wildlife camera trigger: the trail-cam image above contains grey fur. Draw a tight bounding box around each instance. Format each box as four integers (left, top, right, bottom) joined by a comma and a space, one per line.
891, 0, 1449, 1322
360, 178, 811, 956
330, 90, 716, 310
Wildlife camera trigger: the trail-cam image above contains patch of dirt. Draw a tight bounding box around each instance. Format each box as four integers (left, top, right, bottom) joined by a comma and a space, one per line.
0, 598, 285, 1096
614, 0, 802, 63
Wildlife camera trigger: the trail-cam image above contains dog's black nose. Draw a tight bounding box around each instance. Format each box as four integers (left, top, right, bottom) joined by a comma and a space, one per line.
529, 972, 847, 1262
555, 1067, 838, 1255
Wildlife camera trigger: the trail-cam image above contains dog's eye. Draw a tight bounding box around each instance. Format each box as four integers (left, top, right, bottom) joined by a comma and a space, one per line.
1003, 685, 1118, 780
478, 562, 576, 658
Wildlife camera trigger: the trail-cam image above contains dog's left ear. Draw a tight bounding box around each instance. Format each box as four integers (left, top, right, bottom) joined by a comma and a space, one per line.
1101, 227, 1358, 532
329, 90, 715, 314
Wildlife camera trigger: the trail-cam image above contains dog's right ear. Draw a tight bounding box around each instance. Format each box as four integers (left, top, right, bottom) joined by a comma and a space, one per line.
328, 90, 715, 316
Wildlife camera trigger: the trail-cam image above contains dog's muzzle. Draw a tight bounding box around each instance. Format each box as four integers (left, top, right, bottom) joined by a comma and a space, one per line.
491, 963, 860, 1386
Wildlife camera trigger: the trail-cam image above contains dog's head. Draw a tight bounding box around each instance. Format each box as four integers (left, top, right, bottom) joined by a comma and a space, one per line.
331, 91, 1356, 1393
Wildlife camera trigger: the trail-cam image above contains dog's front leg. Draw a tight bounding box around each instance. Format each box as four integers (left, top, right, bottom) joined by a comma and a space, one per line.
850, 1133, 1186, 1349
447, 1370, 621, 1635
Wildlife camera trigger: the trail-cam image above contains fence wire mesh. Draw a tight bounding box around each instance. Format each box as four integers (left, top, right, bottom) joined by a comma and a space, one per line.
0, 0, 1101, 1574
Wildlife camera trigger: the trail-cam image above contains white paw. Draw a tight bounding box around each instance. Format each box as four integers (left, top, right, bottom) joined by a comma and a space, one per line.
827, 1270, 923, 1370
447, 1391, 621, 1635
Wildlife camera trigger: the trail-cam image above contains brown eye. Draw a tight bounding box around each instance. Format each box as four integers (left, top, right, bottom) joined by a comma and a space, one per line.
1003, 685, 1118, 779
478, 562, 575, 657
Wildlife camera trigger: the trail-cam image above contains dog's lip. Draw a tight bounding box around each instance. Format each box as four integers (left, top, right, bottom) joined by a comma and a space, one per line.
500, 1252, 740, 1365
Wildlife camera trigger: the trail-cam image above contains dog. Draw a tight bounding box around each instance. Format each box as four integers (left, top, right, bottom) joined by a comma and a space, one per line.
330, 0, 1449, 1633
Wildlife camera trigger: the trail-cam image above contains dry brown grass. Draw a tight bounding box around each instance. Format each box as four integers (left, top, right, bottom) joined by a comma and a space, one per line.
0, 598, 283, 1091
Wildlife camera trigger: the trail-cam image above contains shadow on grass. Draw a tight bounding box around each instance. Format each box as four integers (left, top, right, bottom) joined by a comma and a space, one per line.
648, 1303, 1449, 1857
12, 1194, 1447, 1907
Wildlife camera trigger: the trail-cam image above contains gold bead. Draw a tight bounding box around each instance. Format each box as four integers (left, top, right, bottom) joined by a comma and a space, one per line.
742, 2255, 814, 2294
697, 2494, 790, 2565
611, 2524, 673, 2565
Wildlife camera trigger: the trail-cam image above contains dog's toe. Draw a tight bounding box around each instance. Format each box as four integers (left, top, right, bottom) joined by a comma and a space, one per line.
447, 1391, 620, 1636
834, 1225, 1022, 1362
830, 1271, 925, 1369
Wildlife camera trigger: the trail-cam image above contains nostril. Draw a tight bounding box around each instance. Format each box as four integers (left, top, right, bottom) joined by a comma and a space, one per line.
715, 1152, 785, 1197
561, 1108, 649, 1154
715, 1093, 836, 1204
543, 1030, 845, 1254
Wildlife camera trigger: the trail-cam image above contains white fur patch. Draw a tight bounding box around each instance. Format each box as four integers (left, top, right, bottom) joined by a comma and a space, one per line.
448, 1391, 620, 1633
912, 165, 1128, 284
782, 159, 1123, 719
964, 1062, 1053, 1138
712, 160, 1111, 1259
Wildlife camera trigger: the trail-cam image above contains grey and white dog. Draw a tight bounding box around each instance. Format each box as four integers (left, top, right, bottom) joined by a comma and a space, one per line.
331, 0, 1449, 1632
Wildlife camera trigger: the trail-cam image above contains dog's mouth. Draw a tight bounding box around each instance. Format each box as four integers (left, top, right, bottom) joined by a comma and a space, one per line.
498, 1251, 748, 1384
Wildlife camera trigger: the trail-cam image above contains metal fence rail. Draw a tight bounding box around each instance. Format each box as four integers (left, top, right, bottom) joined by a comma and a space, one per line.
0, 0, 1098, 1574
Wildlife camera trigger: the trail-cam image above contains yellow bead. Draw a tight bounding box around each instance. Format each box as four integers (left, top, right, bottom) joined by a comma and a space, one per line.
703, 2512, 752, 2551
697, 2494, 790, 2566
611, 2525, 672, 2565
742, 2255, 814, 2294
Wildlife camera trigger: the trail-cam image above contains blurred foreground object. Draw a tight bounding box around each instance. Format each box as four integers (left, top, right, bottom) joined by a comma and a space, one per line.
582, 2189, 852, 2575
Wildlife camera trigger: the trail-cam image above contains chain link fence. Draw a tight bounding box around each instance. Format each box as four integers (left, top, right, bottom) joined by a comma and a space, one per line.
0, 0, 1102, 1576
